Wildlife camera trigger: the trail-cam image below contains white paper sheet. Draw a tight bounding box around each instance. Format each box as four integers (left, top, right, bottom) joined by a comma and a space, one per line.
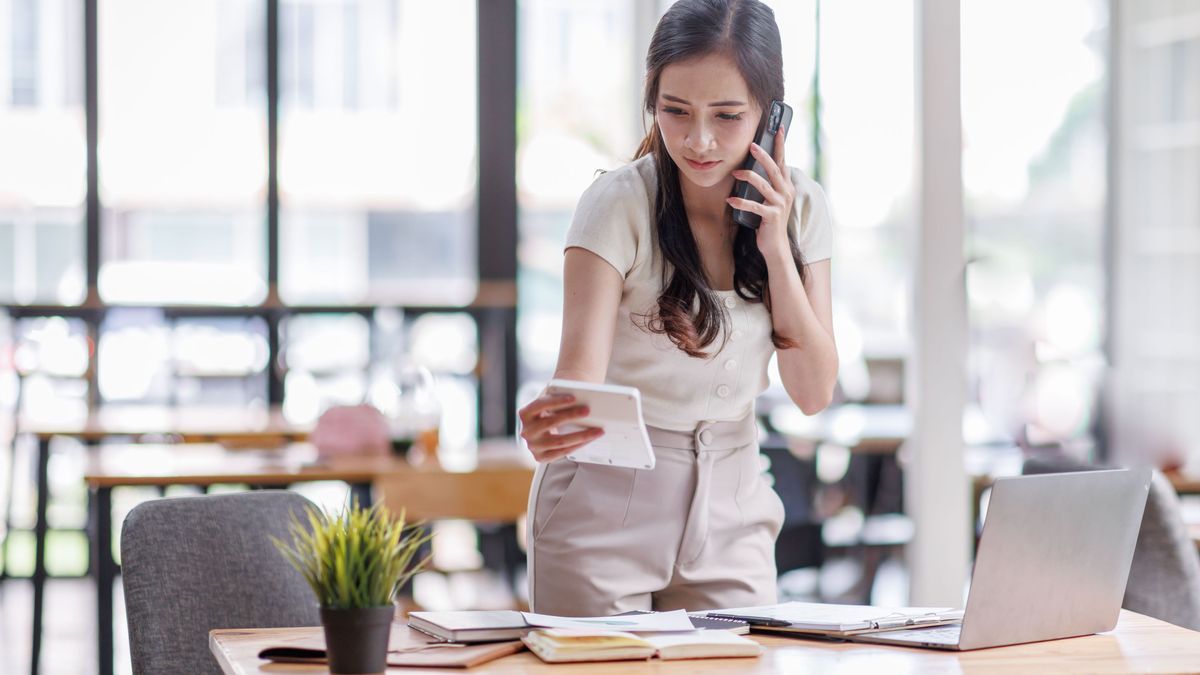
520, 609, 695, 632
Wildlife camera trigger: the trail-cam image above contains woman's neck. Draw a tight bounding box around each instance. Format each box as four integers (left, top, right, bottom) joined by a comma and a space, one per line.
679, 172, 736, 229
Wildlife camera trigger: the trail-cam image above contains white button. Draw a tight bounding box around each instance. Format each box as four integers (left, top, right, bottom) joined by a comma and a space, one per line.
716, 384, 731, 398
724, 359, 737, 370
724, 296, 737, 309
731, 330, 744, 341
698, 429, 714, 445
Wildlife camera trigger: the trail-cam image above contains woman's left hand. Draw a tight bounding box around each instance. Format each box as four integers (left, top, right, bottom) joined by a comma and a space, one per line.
726, 126, 795, 261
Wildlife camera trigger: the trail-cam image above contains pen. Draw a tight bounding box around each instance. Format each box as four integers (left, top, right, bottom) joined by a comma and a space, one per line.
707, 613, 791, 628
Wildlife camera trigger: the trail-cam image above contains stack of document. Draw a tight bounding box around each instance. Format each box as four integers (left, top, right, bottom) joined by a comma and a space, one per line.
408, 608, 703, 643
706, 602, 964, 637
407, 608, 764, 664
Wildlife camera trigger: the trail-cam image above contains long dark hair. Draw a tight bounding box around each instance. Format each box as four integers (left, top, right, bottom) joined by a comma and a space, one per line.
634, 0, 805, 358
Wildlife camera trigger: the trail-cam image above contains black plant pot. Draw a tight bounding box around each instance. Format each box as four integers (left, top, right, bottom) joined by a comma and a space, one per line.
320, 605, 395, 674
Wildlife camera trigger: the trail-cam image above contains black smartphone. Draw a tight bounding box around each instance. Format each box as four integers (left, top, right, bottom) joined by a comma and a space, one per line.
731, 100, 793, 229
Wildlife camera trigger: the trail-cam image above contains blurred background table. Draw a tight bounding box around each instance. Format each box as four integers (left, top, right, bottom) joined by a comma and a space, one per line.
83, 440, 533, 675
16, 404, 313, 675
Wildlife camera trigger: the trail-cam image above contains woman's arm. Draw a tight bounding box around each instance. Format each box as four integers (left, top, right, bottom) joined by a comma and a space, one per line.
764, 257, 838, 414
553, 247, 624, 382
518, 247, 624, 461
727, 130, 838, 415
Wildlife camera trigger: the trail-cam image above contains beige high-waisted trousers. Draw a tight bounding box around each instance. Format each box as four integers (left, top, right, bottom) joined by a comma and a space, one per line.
526, 414, 784, 616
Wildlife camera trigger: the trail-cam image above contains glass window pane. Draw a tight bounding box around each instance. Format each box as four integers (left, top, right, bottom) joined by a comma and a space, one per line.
819, 0, 914, 352
763, 0, 817, 178
517, 0, 639, 383
282, 313, 371, 421
962, 0, 1107, 447
98, 0, 267, 305
0, 0, 86, 304
98, 310, 269, 404
14, 316, 89, 420
98, 309, 171, 402
279, 0, 478, 306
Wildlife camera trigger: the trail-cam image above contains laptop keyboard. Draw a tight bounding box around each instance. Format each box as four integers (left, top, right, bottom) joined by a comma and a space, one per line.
876, 624, 962, 645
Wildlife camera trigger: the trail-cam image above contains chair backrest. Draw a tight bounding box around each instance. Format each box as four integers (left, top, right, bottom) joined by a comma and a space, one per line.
121, 491, 322, 675
1022, 455, 1200, 630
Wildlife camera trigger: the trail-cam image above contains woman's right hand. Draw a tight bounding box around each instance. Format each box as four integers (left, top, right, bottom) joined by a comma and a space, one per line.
518, 392, 605, 463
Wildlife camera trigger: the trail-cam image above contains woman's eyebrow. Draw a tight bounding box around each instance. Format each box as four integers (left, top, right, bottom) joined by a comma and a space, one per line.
661, 93, 747, 107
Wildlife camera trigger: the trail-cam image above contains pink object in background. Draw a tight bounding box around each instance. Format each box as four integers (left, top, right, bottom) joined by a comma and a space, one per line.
310, 405, 391, 458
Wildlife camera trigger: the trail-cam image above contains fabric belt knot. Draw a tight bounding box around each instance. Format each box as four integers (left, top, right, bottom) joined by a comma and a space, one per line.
644, 414, 758, 567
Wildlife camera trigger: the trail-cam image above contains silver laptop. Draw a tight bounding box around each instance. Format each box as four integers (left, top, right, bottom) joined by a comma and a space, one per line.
854, 468, 1151, 651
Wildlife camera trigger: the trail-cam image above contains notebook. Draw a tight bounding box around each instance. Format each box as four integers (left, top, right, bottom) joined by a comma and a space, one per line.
522, 628, 762, 663
407, 610, 530, 642
706, 602, 964, 637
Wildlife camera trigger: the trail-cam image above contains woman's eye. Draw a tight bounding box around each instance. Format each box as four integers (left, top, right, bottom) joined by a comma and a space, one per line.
661, 106, 686, 116
718, 112, 744, 121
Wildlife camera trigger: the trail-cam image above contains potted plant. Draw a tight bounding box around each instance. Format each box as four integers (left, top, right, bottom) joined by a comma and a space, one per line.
274, 500, 431, 674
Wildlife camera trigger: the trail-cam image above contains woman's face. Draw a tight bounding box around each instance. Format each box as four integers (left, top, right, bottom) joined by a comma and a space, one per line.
655, 52, 761, 192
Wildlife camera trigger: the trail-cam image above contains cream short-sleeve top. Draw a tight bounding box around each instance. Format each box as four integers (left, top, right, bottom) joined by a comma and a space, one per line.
564, 153, 833, 432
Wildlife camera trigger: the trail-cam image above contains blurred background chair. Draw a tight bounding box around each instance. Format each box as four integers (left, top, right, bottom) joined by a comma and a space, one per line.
120, 491, 321, 675
1022, 455, 1200, 630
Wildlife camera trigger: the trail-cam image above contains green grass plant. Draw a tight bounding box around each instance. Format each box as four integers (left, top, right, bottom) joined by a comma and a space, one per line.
273, 500, 432, 609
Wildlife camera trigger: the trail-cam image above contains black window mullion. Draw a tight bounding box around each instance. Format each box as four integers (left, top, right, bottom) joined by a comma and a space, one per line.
85, 0, 100, 408
266, 0, 283, 404
477, 0, 518, 436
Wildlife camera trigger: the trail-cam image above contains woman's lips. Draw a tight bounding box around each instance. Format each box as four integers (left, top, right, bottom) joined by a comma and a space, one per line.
685, 158, 721, 171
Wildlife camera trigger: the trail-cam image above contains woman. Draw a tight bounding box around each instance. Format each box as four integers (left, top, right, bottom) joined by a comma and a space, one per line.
520, 0, 837, 616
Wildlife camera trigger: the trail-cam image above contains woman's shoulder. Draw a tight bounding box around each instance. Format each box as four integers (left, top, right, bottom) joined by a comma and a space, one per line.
567, 155, 656, 274
581, 154, 656, 207
786, 164, 826, 201
784, 165, 834, 261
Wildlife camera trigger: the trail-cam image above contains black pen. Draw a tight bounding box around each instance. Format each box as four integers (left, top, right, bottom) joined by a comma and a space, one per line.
707, 613, 791, 628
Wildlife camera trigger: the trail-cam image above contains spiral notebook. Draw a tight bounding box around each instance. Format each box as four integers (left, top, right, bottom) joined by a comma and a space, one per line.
620, 610, 751, 635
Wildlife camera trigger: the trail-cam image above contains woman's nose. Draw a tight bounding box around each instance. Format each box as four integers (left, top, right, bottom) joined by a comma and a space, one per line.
685, 120, 715, 152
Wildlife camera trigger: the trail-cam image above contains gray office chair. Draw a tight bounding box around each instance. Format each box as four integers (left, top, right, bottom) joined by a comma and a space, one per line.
1023, 455, 1200, 630
121, 491, 322, 674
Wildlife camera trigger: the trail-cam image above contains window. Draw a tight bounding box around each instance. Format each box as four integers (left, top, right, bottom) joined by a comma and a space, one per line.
1110, 0, 1200, 466
962, 0, 1108, 452
516, 0, 641, 390
784, 0, 913, 412
97, 310, 269, 404
97, 0, 267, 305
0, 0, 86, 304
278, 0, 478, 306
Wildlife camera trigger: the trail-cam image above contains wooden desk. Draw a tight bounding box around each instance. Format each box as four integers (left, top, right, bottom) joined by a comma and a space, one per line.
83, 442, 532, 675
17, 404, 312, 675
209, 610, 1200, 674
